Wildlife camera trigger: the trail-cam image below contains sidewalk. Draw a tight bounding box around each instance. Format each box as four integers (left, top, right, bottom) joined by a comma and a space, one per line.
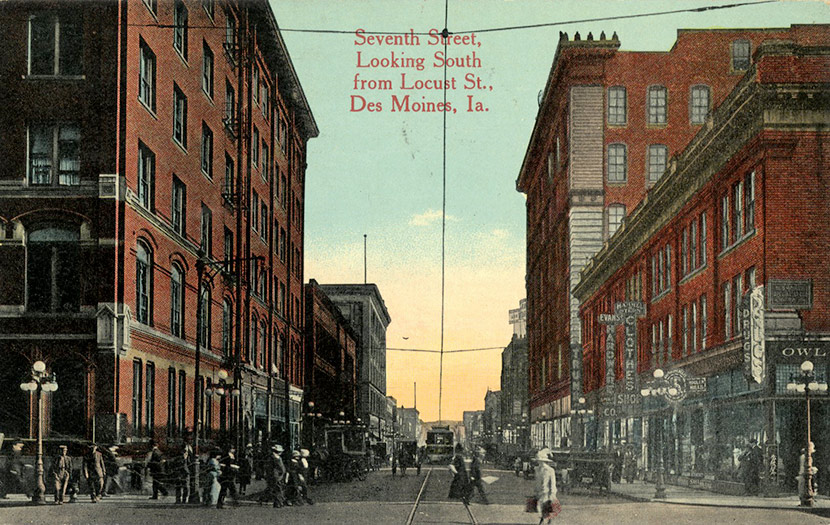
608, 480, 830, 513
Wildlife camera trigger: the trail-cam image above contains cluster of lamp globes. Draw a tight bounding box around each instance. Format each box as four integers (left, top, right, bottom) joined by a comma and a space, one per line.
19, 360, 58, 392
640, 369, 678, 398
204, 369, 240, 397
786, 360, 829, 393
573, 397, 593, 415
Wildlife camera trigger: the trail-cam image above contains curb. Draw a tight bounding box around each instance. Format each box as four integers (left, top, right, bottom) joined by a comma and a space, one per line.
608, 489, 828, 515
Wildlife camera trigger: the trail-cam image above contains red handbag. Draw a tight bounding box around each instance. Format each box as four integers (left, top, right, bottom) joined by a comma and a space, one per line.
541, 498, 562, 519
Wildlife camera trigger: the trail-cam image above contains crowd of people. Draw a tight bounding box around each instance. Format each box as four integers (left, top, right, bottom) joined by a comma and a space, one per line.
0, 439, 315, 509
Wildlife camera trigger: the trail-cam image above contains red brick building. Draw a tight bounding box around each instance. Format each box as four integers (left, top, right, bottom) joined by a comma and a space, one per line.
516, 25, 826, 450
303, 279, 358, 446
574, 35, 830, 490
0, 0, 316, 450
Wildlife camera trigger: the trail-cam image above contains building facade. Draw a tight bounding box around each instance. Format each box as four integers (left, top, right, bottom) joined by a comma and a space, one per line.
462, 410, 484, 448
398, 406, 421, 443
574, 33, 830, 491
482, 389, 501, 449
0, 0, 316, 450
303, 279, 358, 446
319, 284, 391, 445
500, 335, 529, 453
516, 25, 822, 450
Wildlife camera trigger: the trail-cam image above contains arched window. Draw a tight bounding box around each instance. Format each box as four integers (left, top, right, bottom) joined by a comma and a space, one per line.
27, 222, 81, 312
136, 240, 153, 324
222, 299, 233, 356
259, 322, 267, 369
170, 263, 184, 338
250, 314, 258, 365
198, 283, 210, 349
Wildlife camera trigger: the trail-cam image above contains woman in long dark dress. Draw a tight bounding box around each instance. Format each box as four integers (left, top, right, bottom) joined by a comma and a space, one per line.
448, 444, 472, 505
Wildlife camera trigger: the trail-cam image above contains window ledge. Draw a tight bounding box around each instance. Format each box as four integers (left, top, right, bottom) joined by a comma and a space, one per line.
679, 264, 708, 286
606, 180, 628, 186
23, 74, 86, 81
201, 170, 213, 181
139, 99, 159, 120
718, 228, 757, 260
651, 288, 672, 305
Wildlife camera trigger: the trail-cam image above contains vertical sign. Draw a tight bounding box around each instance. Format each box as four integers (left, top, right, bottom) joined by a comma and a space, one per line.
570, 343, 583, 400
599, 314, 622, 388
742, 287, 766, 384
616, 302, 645, 394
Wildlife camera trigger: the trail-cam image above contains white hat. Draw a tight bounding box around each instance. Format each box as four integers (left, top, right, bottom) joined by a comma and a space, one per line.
300, 449, 310, 457
291, 450, 301, 457
272, 444, 284, 453
535, 447, 553, 463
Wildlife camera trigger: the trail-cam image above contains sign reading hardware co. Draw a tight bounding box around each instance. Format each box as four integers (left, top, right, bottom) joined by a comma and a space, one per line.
767, 340, 830, 362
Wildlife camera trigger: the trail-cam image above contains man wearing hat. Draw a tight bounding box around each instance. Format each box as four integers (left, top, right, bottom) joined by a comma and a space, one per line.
469, 447, 489, 504
52, 445, 71, 504
534, 448, 559, 523
217, 445, 239, 509
264, 444, 286, 508
83, 444, 105, 503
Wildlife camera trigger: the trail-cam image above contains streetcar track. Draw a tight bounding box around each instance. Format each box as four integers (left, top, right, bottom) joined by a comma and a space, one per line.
405, 468, 477, 525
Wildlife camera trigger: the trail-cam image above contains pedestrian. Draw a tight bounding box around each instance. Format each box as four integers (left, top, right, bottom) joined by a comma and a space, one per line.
170, 447, 191, 504
217, 445, 239, 509
299, 449, 314, 504
448, 444, 472, 506
144, 440, 168, 499
1, 440, 26, 499
534, 447, 559, 524
102, 446, 122, 496
264, 444, 286, 508
52, 445, 71, 504
83, 444, 105, 503
202, 450, 221, 506
238, 443, 254, 496
469, 447, 489, 504
612, 446, 623, 484
739, 439, 762, 495
391, 450, 397, 477
514, 456, 522, 477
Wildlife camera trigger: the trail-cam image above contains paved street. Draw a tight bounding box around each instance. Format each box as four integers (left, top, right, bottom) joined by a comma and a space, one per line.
1, 466, 827, 524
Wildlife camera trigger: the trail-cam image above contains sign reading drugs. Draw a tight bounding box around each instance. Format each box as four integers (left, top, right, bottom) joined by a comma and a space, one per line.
741, 287, 765, 384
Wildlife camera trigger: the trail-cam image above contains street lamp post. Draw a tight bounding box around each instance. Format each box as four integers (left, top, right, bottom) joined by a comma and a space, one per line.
640, 369, 677, 500
570, 397, 594, 451
787, 360, 828, 507
20, 360, 58, 505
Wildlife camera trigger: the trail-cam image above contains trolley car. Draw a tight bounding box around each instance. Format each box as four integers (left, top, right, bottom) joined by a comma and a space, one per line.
425, 426, 454, 464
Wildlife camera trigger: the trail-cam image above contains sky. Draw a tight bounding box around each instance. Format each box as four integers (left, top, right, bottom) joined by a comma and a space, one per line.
271, 0, 829, 422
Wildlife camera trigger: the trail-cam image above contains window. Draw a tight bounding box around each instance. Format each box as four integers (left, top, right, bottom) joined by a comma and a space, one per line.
607, 144, 627, 183
28, 123, 81, 186
138, 142, 155, 210
198, 283, 210, 349
733, 273, 743, 338
724, 281, 732, 339
201, 124, 213, 177
200, 204, 212, 256
136, 241, 152, 324
700, 294, 708, 345
171, 176, 186, 235
690, 85, 710, 124
145, 362, 155, 435
278, 118, 287, 154
681, 227, 689, 276
251, 192, 259, 232
252, 67, 259, 105
279, 228, 286, 262
178, 370, 186, 435
747, 266, 757, 290
167, 368, 176, 437
278, 281, 286, 315
261, 203, 268, 240
690, 219, 698, 271
173, 0, 188, 59
202, 0, 214, 19
281, 174, 288, 208
224, 153, 234, 199
745, 171, 755, 233
202, 42, 214, 98
132, 360, 143, 434
225, 12, 236, 47
647, 145, 667, 183
222, 299, 233, 356
262, 82, 270, 119
664, 245, 671, 291
252, 126, 260, 167
223, 227, 233, 273
225, 81, 235, 121
608, 86, 626, 125
700, 212, 707, 266
721, 194, 730, 250
170, 263, 184, 338
28, 13, 82, 76
692, 301, 698, 353
732, 40, 751, 71
173, 84, 187, 148
733, 180, 744, 240
606, 204, 625, 238
682, 306, 689, 356
259, 269, 267, 298
139, 40, 156, 112
251, 315, 258, 365
26, 223, 81, 313
647, 85, 667, 125
262, 142, 269, 178
250, 260, 259, 298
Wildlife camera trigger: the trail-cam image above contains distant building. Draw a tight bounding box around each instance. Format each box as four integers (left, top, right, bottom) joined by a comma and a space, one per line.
509, 299, 527, 338
483, 390, 501, 448
319, 284, 391, 444
398, 406, 420, 442
303, 279, 358, 446
500, 334, 529, 453
462, 410, 484, 447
